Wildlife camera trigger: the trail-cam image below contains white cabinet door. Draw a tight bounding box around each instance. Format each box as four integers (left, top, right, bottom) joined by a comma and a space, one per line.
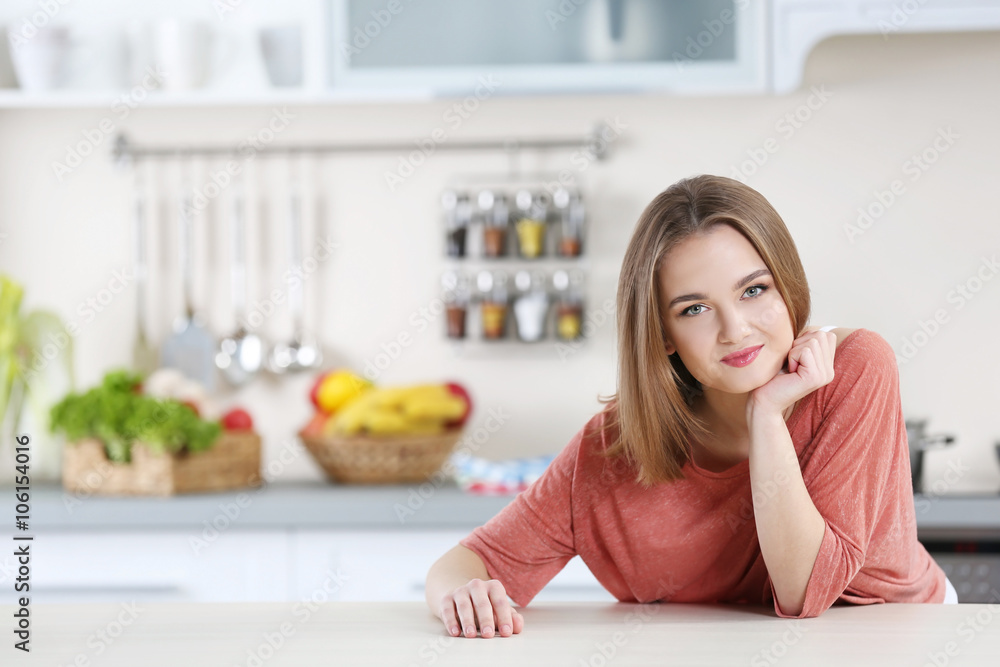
290, 529, 615, 603
25, 530, 291, 604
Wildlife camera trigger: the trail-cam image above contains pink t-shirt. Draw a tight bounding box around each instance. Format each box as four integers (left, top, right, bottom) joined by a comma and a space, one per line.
459, 328, 946, 618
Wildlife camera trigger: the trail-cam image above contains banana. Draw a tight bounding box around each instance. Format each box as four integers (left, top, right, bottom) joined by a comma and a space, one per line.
326, 383, 464, 436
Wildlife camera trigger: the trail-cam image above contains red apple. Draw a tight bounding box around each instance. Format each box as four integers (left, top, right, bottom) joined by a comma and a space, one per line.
309, 372, 330, 411
301, 411, 328, 437
443, 382, 472, 428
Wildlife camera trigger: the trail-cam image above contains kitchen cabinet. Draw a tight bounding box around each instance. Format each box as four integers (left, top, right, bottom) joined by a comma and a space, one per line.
330, 0, 769, 96
771, 0, 1000, 93
3, 0, 998, 107
29, 529, 292, 604
32, 527, 613, 604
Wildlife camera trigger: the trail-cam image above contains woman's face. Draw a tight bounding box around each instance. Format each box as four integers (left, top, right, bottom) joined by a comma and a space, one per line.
657, 224, 794, 395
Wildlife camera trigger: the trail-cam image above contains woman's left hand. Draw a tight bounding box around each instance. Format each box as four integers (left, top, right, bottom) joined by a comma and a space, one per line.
748, 330, 837, 419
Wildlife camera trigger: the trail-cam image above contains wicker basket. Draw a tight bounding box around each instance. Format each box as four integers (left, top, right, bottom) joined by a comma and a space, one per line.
62, 431, 262, 497
299, 428, 463, 484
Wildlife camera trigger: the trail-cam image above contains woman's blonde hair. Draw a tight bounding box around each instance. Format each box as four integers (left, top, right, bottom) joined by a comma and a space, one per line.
595, 174, 811, 486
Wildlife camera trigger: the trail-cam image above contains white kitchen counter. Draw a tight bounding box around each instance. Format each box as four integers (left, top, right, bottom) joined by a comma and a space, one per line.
4, 600, 999, 666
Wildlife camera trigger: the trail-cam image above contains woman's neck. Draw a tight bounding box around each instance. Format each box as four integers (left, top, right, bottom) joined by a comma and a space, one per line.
691, 390, 796, 468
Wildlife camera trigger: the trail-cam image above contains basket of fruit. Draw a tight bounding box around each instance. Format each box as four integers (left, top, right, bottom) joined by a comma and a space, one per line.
51, 369, 261, 496
299, 370, 472, 484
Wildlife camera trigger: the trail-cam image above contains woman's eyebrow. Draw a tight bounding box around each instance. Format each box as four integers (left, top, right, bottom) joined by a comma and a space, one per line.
667, 268, 772, 308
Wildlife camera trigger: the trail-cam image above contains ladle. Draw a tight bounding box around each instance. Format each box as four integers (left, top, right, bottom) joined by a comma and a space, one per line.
216, 177, 264, 386
268, 167, 323, 374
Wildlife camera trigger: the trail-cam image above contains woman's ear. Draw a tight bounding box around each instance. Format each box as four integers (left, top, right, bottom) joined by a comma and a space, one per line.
665, 340, 676, 356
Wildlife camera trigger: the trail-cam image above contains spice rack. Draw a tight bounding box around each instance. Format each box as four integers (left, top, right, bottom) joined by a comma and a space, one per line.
439, 174, 591, 357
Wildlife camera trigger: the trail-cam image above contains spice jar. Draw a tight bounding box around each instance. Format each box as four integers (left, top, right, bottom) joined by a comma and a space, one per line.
512, 270, 549, 342
554, 189, 584, 258
443, 190, 471, 258
553, 270, 584, 341
514, 189, 548, 259
479, 190, 509, 258
442, 271, 469, 340
477, 270, 508, 340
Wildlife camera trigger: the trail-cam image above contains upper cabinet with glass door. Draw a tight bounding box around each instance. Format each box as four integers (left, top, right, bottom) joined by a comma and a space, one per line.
329, 0, 769, 96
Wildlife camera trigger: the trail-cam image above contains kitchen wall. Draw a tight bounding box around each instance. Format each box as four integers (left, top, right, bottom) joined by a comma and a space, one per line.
2, 31, 999, 491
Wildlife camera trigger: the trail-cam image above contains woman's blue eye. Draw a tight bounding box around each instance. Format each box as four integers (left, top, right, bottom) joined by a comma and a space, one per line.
679, 284, 769, 317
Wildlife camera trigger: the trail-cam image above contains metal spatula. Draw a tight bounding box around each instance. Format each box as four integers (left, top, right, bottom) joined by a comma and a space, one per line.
160, 165, 216, 391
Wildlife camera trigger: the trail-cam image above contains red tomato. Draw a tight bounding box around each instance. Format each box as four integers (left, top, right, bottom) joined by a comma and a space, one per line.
221, 408, 253, 431
443, 382, 472, 428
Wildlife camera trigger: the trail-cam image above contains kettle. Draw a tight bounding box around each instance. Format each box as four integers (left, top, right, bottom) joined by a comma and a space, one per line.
906, 419, 955, 494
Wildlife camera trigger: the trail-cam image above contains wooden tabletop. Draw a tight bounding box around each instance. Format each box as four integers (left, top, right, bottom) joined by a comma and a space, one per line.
6, 601, 999, 666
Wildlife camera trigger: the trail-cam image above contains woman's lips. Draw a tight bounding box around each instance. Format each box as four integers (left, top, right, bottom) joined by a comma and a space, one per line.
721, 345, 763, 367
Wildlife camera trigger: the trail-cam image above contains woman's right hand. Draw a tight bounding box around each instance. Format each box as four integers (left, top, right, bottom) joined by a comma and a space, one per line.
438, 578, 524, 638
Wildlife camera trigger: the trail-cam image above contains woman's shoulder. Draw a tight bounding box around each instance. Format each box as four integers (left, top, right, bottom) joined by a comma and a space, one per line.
803, 326, 894, 367
815, 328, 899, 416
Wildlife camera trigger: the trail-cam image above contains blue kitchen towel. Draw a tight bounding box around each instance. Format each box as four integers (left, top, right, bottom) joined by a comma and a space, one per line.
448, 452, 555, 495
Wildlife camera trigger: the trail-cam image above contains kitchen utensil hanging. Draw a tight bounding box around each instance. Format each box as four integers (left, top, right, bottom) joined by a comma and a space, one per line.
131, 161, 157, 374
268, 154, 323, 374
216, 172, 264, 386
160, 153, 217, 390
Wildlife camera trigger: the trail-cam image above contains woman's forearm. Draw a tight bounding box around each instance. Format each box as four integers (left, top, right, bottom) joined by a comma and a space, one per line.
425, 544, 491, 615
747, 408, 826, 616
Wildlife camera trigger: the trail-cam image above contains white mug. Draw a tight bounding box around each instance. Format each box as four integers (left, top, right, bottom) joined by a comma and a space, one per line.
259, 25, 303, 88
6, 25, 71, 90
150, 19, 212, 91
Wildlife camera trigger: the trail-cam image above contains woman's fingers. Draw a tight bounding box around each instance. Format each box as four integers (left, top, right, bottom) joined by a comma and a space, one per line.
439, 598, 462, 637
440, 579, 523, 638
487, 583, 517, 637
468, 579, 496, 637
512, 609, 525, 634
452, 588, 479, 637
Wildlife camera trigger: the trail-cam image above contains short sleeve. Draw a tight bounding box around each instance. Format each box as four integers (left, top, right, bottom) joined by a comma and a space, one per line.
771, 330, 911, 618
458, 424, 583, 607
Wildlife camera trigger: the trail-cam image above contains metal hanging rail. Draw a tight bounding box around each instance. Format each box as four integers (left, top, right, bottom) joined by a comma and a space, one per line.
111, 121, 616, 165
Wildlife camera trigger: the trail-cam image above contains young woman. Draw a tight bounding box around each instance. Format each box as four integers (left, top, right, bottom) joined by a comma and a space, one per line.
425, 174, 954, 639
